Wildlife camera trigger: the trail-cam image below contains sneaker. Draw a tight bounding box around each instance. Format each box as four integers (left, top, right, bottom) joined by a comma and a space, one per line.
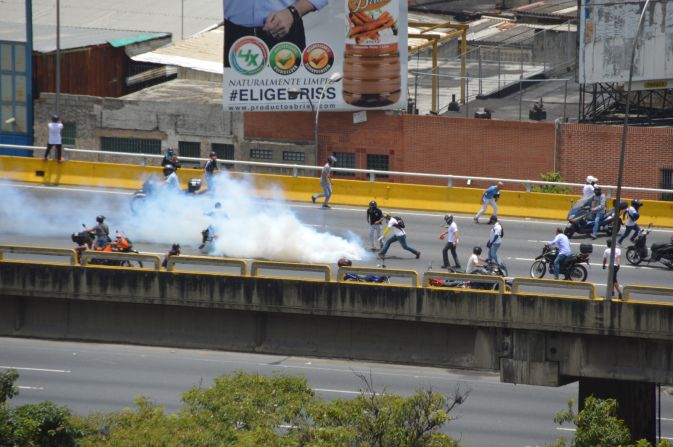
416, 251, 421, 259
590, 234, 597, 240
377, 253, 385, 259
473, 217, 479, 223
311, 195, 316, 204
440, 264, 449, 269
455, 264, 461, 270
322, 204, 331, 209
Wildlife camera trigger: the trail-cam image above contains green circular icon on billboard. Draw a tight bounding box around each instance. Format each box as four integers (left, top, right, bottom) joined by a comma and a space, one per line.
230, 37, 268, 76
269, 42, 302, 75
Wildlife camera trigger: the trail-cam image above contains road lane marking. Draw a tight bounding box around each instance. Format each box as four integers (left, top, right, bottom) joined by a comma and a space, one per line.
314, 388, 375, 395
0, 365, 71, 373
0, 182, 132, 196
18, 385, 44, 390
556, 427, 576, 432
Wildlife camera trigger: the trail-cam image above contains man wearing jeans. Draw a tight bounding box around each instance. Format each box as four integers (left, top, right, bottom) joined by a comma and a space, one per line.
590, 187, 606, 239
487, 216, 503, 265
474, 182, 503, 223
378, 214, 420, 259
549, 227, 571, 280
311, 155, 336, 208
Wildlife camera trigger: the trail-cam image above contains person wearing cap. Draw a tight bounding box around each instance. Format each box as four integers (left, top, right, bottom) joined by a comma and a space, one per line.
311, 155, 337, 208
44, 115, 64, 162
204, 150, 219, 191
474, 182, 504, 223
583, 175, 598, 199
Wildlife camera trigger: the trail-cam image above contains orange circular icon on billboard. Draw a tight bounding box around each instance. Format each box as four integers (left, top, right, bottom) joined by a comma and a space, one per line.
303, 43, 334, 75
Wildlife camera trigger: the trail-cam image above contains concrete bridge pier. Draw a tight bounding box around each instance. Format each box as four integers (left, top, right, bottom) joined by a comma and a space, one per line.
578, 378, 656, 444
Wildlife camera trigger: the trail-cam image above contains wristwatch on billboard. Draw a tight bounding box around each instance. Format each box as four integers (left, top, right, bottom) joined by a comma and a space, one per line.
287, 5, 301, 23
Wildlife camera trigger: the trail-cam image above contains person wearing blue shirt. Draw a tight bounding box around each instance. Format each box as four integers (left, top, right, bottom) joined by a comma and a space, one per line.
549, 227, 572, 280
474, 181, 503, 224
224, 0, 328, 67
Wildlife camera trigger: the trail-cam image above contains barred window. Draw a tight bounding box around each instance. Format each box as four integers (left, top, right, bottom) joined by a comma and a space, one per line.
250, 148, 273, 160
212, 143, 235, 168
333, 152, 355, 177
367, 154, 389, 179
178, 141, 201, 166
62, 123, 76, 146
100, 137, 161, 154
662, 169, 673, 201
283, 151, 305, 162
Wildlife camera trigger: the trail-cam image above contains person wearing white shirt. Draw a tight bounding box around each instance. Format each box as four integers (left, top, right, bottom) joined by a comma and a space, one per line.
466, 246, 487, 274
603, 239, 622, 299
582, 175, 598, 199
378, 214, 420, 259
439, 214, 460, 269
487, 217, 503, 265
548, 227, 571, 280
618, 199, 643, 245
44, 115, 64, 162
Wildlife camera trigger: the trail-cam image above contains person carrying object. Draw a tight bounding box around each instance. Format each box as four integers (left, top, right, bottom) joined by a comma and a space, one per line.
366, 200, 384, 251
439, 214, 460, 269
474, 182, 504, 224
548, 227, 571, 280
311, 155, 336, 208
378, 214, 420, 259
618, 199, 643, 245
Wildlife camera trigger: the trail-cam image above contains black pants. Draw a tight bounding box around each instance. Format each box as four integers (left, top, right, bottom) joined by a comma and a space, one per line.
224, 19, 306, 67
44, 143, 62, 160
442, 242, 460, 267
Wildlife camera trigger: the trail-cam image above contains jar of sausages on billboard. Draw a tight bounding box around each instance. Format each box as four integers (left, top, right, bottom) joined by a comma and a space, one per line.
343, 0, 401, 108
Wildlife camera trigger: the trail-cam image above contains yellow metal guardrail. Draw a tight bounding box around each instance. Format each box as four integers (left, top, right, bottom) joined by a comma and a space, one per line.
622, 285, 673, 303
0, 245, 78, 265
337, 266, 419, 287
166, 255, 248, 276
511, 277, 597, 300
422, 271, 506, 296
80, 251, 162, 271
250, 260, 332, 281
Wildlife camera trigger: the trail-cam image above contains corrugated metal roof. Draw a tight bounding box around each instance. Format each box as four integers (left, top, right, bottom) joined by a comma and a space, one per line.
513, 0, 577, 19
0, 21, 169, 53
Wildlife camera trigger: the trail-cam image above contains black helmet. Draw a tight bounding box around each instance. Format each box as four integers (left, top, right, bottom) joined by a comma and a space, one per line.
337, 258, 352, 267
594, 187, 602, 195
444, 214, 454, 224
163, 164, 175, 176
96, 215, 105, 223
171, 243, 181, 252
51, 114, 60, 122
369, 200, 377, 208
473, 246, 482, 255
209, 151, 217, 158
632, 199, 643, 209
187, 178, 202, 193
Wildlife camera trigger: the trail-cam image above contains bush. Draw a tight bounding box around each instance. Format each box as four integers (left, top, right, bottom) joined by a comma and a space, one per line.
532, 171, 572, 194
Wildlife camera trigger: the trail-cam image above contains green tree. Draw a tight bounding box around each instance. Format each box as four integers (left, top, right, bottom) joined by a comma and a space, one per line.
532, 171, 572, 194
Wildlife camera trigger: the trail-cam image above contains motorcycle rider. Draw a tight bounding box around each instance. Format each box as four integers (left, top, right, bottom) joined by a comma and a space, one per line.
548, 227, 571, 280
87, 215, 111, 250
618, 199, 643, 245
589, 186, 606, 240
583, 175, 598, 199
366, 200, 384, 251
163, 164, 180, 191
466, 246, 487, 274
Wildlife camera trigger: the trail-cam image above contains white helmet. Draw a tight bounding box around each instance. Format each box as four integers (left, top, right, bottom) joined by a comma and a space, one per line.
586, 175, 598, 184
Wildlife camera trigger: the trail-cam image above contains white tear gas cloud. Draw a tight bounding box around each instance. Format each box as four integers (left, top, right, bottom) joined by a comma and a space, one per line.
0, 172, 368, 263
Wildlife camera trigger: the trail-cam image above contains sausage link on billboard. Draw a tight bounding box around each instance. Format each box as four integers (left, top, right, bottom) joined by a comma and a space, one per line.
223, 0, 408, 112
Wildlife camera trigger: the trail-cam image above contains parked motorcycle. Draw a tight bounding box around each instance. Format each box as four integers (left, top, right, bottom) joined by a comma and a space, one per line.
626, 224, 673, 269
529, 243, 592, 281
436, 260, 510, 291
564, 197, 626, 238
343, 272, 390, 284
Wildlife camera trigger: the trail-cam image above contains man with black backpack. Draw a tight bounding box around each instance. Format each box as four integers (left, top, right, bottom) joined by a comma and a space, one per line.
377, 213, 421, 259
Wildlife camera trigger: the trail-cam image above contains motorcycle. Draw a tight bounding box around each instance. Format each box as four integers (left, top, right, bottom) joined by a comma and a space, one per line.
343, 272, 390, 284
72, 227, 143, 267
437, 260, 510, 291
626, 224, 673, 269
564, 197, 626, 238
529, 243, 592, 281
131, 176, 204, 213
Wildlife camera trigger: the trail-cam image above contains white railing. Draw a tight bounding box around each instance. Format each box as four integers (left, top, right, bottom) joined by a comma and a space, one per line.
2, 143, 672, 196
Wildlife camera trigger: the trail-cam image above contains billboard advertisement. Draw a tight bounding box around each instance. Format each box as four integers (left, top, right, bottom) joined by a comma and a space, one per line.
578, 0, 673, 85
222, 0, 408, 112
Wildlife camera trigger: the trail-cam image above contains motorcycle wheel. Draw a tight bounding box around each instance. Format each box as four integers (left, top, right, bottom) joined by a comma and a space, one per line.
496, 263, 508, 277
605, 220, 620, 236
564, 226, 575, 238
130, 195, 144, 214
566, 264, 588, 282
530, 260, 546, 278
625, 247, 642, 266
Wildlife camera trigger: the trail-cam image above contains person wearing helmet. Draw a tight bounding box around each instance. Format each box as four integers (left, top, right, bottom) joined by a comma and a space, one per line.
366, 200, 384, 251
161, 148, 181, 169
44, 115, 64, 162
204, 150, 219, 192
618, 199, 643, 245
439, 214, 460, 269
163, 164, 180, 191
87, 215, 111, 250
378, 213, 421, 260
589, 186, 606, 239
162, 243, 181, 269
583, 175, 598, 199
311, 155, 337, 208
466, 246, 487, 274
474, 182, 504, 224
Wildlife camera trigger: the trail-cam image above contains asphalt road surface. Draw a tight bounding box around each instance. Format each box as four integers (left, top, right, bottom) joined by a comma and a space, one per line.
4, 337, 673, 446
1, 182, 672, 295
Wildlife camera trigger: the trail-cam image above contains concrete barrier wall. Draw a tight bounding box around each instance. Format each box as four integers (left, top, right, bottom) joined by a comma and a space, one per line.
2, 155, 672, 226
